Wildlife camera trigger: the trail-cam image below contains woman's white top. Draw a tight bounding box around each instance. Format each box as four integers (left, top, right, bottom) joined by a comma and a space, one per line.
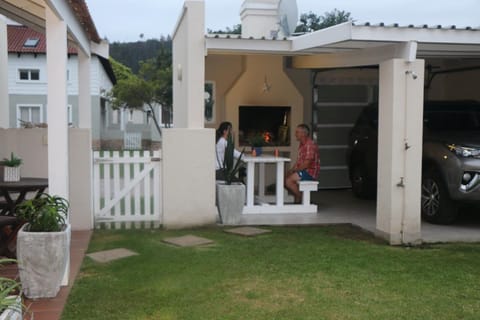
216, 137, 242, 170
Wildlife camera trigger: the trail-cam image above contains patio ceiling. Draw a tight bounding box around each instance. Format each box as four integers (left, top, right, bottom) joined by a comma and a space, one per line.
206, 21, 480, 66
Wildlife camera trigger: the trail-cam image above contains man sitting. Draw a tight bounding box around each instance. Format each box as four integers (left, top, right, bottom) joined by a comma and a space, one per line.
285, 124, 320, 204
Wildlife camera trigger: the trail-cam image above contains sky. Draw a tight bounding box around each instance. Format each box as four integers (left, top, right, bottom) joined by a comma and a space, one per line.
86, 0, 480, 42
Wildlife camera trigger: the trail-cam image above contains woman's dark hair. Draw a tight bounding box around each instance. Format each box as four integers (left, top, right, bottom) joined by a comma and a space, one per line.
216, 121, 232, 142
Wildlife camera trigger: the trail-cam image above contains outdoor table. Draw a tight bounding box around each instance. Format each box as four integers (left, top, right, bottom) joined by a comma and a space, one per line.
0, 177, 48, 216
242, 154, 291, 214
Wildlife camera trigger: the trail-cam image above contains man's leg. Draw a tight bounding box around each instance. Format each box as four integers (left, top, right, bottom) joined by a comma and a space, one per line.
285, 171, 301, 204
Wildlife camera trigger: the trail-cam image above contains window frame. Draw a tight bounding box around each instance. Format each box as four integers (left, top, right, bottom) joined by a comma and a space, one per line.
16, 104, 43, 127
17, 68, 41, 82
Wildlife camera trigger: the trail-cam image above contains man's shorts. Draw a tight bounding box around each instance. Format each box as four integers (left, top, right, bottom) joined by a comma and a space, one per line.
298, 170, 314, 181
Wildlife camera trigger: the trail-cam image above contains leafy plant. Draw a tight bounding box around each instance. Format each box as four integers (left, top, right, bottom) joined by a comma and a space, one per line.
15, 194, 69, 232
220, 133, 244, 185
1, 153, 22, 167
0, 258, 21, 315
249, 134, 266, 147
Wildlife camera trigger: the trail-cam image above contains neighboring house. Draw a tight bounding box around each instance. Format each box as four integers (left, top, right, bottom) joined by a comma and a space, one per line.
7, 24, 160, 150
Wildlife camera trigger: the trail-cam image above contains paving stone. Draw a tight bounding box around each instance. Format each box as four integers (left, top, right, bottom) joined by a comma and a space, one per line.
87, 248, 139, 263
224, 226, 272, 237
163, 235, 214, 247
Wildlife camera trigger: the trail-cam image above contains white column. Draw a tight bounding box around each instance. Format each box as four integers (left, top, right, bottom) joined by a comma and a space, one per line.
376, 59, 424, 245
78, 49, 91, 129
172, 0, 205, 129
46, 5, 70, 287
46, 8, 69, 198
0, 15, 9, 128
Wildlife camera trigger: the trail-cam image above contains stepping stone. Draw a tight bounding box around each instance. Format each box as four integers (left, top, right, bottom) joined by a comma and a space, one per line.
224, 226, 272, 237
163, 235, 214, 247
87, 248, 139, 263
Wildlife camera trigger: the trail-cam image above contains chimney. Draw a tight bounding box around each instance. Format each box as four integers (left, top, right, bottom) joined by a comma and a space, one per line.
240, 0, 298, 39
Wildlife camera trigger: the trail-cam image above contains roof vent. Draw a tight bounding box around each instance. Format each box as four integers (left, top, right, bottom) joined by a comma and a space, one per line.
23, 38, 39, 48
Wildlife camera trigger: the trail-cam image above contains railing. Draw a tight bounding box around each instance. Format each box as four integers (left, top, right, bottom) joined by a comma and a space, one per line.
124, 132, 142, 150
93, 150, 162, 229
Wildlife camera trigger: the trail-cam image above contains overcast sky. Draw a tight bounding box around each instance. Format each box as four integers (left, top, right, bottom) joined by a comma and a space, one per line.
86, 0, 480, 42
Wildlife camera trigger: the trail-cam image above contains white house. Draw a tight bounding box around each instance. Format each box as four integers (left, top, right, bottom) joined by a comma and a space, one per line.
6, 23, 161, 150
168, 0, 480, 244
6, 24, 114, 145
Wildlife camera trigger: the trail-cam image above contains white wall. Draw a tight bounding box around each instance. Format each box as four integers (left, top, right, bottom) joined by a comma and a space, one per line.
0, 128, 93, 230
8, 53, 111, 96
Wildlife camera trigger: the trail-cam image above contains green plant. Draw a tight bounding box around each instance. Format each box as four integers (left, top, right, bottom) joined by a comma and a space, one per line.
249, 134, 266, 147
0, 258, 21, 314
15, 194, 69, 232
1, 153, 22, 167
220, 133, 244, 185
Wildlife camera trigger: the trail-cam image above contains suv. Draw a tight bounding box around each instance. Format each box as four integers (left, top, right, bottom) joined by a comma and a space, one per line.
346, 100, 480, 224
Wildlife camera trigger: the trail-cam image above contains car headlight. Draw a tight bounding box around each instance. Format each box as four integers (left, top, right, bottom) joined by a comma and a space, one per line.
447, 144, 480, 158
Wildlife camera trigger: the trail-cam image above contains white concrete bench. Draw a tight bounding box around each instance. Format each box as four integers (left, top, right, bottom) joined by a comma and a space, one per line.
298, 181, 319, 206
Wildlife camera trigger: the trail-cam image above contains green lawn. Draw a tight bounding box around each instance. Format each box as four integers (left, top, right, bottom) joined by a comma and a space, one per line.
61, 225, 480, 320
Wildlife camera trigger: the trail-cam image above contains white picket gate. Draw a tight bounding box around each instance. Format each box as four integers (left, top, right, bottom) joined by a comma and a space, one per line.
93, 150, 162, 229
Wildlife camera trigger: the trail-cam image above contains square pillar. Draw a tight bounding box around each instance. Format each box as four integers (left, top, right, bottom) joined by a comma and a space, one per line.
172, 0, 205, 129
162, 128, 216, 228
46, 7, 69, 200
0, 15, 9, 128
376, 59, 424, 245
78, 49, 91, 129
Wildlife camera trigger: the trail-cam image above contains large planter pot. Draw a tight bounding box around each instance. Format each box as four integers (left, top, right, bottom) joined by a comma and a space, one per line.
2, 166, 20, 182
0, 296, 22, 320
17, 224, 70, 299
216, 182, 245, 225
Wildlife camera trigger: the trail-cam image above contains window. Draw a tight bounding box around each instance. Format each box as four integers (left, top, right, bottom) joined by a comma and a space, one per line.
67, 104, 73, 125
23, 38, 39, 48
16, 105, 42, 127
18, 69, 40, 81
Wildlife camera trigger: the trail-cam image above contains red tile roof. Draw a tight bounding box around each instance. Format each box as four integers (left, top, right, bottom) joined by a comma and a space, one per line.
7, 25, 77, 54
68, 0, 102, 43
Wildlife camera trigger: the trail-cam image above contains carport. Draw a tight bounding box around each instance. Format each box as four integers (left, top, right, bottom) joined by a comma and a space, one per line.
168, 0, 480, 245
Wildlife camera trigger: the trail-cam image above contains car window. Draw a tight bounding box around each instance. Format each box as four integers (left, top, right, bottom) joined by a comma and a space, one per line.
424, 109, 480, 131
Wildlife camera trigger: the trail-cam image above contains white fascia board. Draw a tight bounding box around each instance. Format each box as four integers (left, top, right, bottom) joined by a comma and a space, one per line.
45, 0, 91, 56
351, 25, 480, 45
291, 21, 353, 52
206, 38, 292, 55
292, 41, 417, 69
90, 40, 109, 59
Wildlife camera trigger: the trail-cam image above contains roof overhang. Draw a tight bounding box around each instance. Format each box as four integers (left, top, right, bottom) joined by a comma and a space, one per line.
0, 0, 105, 57
206, 21, 480, 68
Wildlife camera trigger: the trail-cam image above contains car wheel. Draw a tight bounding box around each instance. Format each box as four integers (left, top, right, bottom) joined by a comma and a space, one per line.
350, 162, 375, 199
421, 170, 458, 224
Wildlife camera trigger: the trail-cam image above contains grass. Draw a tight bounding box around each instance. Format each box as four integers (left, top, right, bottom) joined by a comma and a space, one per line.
61, 225, 480, 320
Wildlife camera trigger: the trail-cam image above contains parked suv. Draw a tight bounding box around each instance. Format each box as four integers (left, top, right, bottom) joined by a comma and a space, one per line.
346, 100, 480, 224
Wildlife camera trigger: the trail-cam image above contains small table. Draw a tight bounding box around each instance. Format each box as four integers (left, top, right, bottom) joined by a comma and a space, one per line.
242, 155, 291, 214
0, 178, 48, 216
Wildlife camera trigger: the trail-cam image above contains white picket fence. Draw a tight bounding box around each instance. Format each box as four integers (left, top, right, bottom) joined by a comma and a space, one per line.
93, 150, 162, 229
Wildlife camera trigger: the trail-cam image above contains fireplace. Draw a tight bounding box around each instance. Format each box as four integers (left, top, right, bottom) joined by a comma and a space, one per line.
238, 106, 291, 147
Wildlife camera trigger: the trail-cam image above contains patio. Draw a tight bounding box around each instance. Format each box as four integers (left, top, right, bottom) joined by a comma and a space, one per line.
241, 189, 480, 243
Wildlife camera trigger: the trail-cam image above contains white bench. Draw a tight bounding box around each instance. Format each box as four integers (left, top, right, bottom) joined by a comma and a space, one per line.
298, 181, 319, 206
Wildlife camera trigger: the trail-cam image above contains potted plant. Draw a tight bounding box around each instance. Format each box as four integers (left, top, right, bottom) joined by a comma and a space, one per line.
0, 153, 22, 182
0, 259, 22, 320
15, 194, 70, 299
216, 133, 245, 225
249, 134, 266, 156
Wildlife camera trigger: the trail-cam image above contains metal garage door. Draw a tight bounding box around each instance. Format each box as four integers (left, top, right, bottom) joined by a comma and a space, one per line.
312, 83, 377, 189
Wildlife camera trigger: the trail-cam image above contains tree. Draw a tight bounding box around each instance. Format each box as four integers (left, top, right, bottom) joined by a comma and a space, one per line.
207, 24, 242, 34
109, 43, 173, 134
295, 9, 352, 33
109, 76, 164, 135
